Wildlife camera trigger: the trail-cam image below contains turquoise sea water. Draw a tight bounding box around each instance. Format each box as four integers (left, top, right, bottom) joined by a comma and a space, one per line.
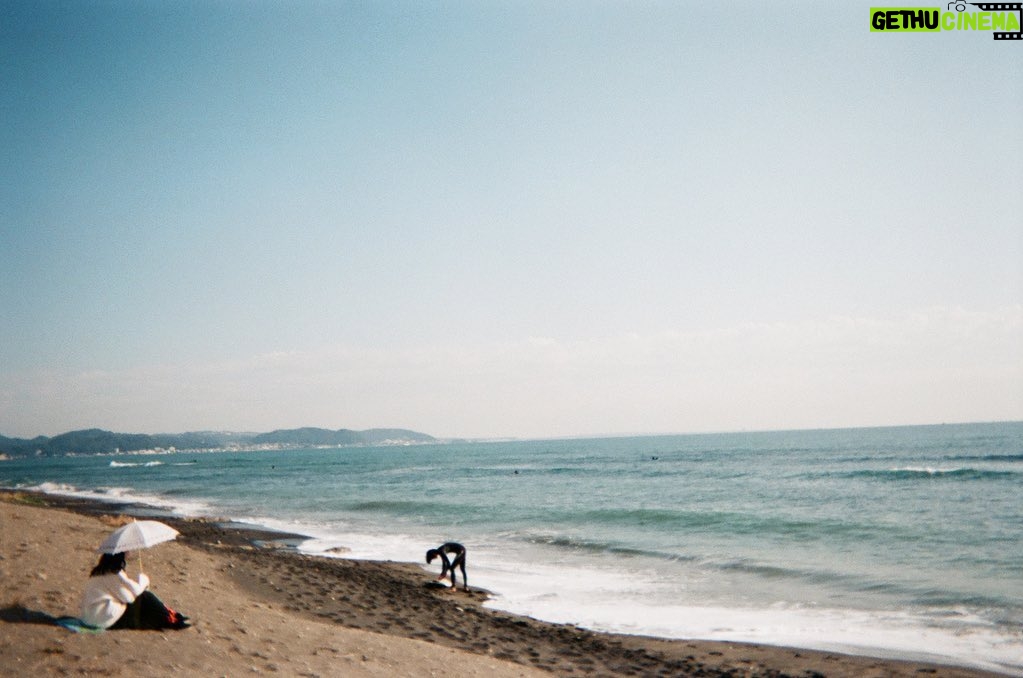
3, 422, 1021, 674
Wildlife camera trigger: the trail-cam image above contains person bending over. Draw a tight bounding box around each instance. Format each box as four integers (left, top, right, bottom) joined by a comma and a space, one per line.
426, 542, 468, 591
80, 552, 190, 630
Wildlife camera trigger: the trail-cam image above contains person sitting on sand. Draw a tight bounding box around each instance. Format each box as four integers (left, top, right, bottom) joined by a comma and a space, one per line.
426, 542, 468, 591
80, 552, 190, 630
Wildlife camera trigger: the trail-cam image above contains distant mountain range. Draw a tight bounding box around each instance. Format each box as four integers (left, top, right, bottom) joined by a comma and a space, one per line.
0, 427, 437, 457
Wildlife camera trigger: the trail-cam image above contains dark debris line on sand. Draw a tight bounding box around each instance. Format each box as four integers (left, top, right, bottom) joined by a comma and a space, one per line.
207, 542, 809, 678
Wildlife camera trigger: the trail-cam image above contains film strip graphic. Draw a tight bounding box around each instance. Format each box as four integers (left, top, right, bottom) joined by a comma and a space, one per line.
969, 2, 1023, 39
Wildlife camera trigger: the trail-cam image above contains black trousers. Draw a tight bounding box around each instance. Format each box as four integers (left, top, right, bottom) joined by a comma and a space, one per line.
111, 590, 177, 630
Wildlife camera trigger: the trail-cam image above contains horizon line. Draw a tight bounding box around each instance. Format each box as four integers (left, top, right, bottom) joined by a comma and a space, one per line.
4, 419, 1020, 445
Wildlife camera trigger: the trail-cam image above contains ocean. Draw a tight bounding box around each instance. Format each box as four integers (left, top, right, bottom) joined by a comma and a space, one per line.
2, 422, 1021, 674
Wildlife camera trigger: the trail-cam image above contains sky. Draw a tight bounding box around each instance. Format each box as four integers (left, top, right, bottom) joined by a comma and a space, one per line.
1, 1, 1021, 440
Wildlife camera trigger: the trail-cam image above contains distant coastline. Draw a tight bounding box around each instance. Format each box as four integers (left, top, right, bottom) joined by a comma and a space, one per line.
0, 426, 439, 458
5, 420, 1022, 458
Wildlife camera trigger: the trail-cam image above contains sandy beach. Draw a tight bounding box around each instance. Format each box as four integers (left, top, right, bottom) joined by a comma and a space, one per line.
0, 490, 1007, 677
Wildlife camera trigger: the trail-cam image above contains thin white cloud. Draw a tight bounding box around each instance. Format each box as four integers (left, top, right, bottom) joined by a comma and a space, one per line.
2, 306, 1020, 439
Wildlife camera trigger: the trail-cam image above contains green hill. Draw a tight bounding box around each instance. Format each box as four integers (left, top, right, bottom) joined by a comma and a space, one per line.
0, 426, 436, 457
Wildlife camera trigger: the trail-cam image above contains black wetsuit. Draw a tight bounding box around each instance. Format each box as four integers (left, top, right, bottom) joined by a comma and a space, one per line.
426, 542, 467, 590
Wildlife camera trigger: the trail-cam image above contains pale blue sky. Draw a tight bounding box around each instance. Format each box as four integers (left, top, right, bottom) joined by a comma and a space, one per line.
2, 1, 1021, 439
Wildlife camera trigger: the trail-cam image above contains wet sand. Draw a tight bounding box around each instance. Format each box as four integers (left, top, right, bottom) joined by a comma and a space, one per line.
0, 490, 1007, 677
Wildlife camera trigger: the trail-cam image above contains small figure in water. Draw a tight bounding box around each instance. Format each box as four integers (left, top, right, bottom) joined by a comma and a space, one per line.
426, 542, 468, 591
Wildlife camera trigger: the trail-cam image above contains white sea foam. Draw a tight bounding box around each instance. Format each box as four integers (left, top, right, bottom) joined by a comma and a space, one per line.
301, 531, 427, 563
468, 555, 1022, 675
26, 481, 213, 518
212, 511, 434, 564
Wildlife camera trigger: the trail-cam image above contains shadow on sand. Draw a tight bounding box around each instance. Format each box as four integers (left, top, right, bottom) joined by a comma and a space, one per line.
0, 604, 59, 625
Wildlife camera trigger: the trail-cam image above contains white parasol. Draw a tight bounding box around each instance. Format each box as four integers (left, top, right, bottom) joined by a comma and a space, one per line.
97, 519, 179, 572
